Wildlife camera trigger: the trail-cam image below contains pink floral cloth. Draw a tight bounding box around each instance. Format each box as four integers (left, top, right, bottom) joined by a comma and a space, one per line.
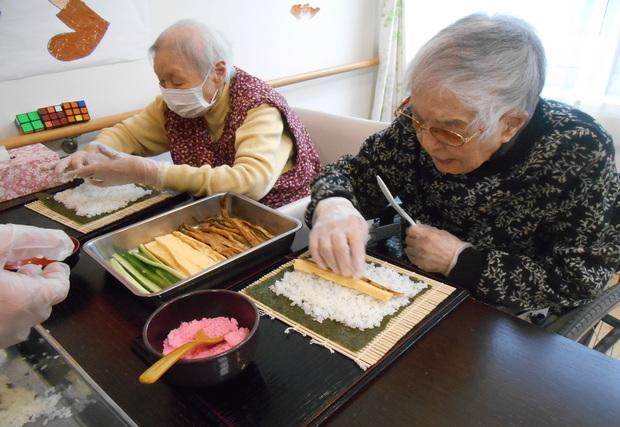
0, 144, 66, 202
165, 68, 320, 208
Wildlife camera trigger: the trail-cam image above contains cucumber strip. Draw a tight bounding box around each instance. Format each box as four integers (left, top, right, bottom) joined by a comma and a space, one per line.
112, 254, 161, 292
153, 268, 179, 285
131, 250, 185, 280
119, 253, 169, 288
130, 252, 179, 287
138, 244, 160, 262
109, 258, 149, 294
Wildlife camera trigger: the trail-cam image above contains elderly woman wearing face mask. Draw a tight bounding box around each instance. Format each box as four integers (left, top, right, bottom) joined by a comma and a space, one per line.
53, 20, 320, 208
307, 14, 620, 318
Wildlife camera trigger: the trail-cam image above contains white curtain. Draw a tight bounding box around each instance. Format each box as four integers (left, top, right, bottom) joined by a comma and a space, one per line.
371, 0, 406, 122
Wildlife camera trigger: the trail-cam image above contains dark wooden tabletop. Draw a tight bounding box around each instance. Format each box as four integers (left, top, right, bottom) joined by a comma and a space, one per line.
3, 202, 620, 426
328, 300, 620, 427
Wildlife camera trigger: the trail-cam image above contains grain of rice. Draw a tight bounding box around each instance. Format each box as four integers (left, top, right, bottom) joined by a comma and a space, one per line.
270, 263, 427, 330
54, 182, 152, 217
1, 375, 72, 427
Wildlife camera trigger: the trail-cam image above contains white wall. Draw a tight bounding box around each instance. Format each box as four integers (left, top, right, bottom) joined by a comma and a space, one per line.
0, 0, 378, 139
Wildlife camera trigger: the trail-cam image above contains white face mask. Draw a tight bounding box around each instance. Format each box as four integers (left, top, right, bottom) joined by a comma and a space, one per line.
160, 71, 218, 118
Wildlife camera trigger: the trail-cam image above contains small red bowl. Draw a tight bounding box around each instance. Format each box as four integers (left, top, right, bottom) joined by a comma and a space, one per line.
4, 236, 80, 270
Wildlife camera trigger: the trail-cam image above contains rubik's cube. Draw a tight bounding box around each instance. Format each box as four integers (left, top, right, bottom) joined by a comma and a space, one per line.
38, 104, 68, 130
14, 100, 91, 134
62, 100, 90, 124
15, 111, 45, 134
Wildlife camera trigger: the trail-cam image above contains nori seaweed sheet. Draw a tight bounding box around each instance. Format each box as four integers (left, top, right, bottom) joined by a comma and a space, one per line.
243, 263, 429, 352
36, 185, 159, 224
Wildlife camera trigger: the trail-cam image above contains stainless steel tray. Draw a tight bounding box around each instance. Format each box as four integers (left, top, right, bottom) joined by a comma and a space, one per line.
83, 193, 301, 299
1, 326, 137, 426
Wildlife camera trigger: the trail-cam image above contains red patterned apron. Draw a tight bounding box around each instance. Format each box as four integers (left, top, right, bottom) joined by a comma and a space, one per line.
164, 68, 320, 208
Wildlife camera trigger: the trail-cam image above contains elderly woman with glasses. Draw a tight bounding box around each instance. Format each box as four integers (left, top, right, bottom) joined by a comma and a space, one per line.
307, 14, 620, 317
52, 19, 320, 209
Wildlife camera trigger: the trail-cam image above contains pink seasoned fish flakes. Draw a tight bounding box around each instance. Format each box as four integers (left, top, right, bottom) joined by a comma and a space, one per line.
163, 316, 250, 360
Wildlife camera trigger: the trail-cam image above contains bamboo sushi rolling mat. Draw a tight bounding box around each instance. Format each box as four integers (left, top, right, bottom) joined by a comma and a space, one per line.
241, 253, 456, 370
25, 192, 173, 234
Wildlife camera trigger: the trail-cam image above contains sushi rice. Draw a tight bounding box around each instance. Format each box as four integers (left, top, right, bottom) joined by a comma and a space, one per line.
270, 263, 427, 330
54, 182, 152, 218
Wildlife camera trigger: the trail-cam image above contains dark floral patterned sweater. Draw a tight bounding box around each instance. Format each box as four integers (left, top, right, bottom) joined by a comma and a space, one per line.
306, 99, 620, 313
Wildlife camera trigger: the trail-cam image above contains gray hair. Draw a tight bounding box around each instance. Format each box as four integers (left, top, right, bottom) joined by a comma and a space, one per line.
149, 19, 233, 81
407, 14, 546, 140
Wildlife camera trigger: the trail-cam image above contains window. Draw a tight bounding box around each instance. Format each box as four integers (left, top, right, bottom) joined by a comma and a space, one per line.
404, 0, 620, 106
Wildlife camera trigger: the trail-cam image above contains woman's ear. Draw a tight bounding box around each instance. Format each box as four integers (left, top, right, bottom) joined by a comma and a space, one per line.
499, 111, 529, 143
212, 60, 227, 83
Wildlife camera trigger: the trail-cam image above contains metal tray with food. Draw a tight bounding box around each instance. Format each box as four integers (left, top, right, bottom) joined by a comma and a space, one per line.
83, 193, 301, 299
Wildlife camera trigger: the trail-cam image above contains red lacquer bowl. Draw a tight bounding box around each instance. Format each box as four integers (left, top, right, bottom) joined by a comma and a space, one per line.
4, 237, 80, 270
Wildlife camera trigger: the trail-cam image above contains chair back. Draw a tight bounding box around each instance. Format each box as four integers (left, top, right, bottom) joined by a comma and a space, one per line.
279, 108, 389, 250
293, 107, 389, 165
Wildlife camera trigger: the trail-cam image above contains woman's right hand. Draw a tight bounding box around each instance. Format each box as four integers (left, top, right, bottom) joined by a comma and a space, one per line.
47, 143, 110, 176
309, 197, 369, 278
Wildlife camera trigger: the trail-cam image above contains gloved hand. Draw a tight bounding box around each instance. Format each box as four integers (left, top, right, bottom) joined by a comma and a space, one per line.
0, 224, 74, 268
0, 262, 70, 348
48, 142, 114, 179
74, 144, 163, 187
309, 197, 369, 278
404, 224, 471, 276
51, 144, 163, 188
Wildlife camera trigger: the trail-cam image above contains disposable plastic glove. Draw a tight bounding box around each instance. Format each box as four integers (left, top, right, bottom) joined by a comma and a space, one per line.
0, 262, 70, 348
53, 144, 163, 188
309, 197, 369, 278
0, 224, 74, 268
48, 142, 114, 179
404, 224, 471, 276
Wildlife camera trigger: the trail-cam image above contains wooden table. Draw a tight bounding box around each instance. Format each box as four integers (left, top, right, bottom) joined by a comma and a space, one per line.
329, 300, 620, 427
3, 203, 620, 426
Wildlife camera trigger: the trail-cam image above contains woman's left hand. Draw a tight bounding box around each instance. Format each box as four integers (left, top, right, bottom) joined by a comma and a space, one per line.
404, 224, 468, 276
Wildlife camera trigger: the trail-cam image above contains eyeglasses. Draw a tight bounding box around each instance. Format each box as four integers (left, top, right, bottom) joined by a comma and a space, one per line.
395, 99, 481, 147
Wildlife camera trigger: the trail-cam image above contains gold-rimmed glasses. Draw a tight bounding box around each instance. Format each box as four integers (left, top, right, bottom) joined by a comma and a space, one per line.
395, 99, 481, 147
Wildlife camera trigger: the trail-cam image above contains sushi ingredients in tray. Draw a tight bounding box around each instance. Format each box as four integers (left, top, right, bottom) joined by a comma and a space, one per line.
109, 212, 274, 294
144, 234, 219, 276
109, 247, 184, 293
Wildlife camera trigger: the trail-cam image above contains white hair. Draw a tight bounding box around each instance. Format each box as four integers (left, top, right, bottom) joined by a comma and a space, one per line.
150, 19, 233, 81
407, 14, 546, 140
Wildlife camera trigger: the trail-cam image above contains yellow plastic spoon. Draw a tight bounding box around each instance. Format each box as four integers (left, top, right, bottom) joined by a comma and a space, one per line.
139, 329, 224, 384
